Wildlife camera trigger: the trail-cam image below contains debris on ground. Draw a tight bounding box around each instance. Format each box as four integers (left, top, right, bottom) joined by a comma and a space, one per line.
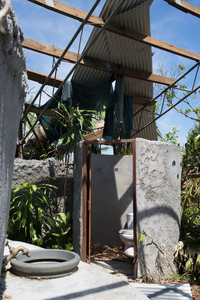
91, 245, 200, 300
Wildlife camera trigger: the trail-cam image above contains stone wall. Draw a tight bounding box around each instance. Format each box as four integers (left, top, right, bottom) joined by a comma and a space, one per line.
13, 159, 74, 216
0, 0, 28, 274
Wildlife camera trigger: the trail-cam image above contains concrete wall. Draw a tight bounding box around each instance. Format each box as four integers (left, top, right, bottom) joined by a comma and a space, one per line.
91, 154, 133, 246
73, 139, 181, 278
136, 138, 181, 278
0, 1, 28, 274
12, 159, 74, 216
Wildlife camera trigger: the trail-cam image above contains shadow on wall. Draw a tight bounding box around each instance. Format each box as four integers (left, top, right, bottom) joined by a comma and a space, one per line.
91, 154, 133, 247
137, 206, 181, 277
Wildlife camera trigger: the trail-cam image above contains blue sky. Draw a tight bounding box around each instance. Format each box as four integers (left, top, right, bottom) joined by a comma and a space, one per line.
11, 0, 200, 145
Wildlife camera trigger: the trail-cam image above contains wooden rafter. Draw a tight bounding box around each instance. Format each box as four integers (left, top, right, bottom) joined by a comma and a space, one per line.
84, 129, 104, 141
132, 96, 156, 106
27, 69, 62, 87
27, 0, 200, 61
164, 0, 200, 18
27, 69, 157, 107
27, 0, 104, 25
24, 103, 59, 118
24, 38, 175, 86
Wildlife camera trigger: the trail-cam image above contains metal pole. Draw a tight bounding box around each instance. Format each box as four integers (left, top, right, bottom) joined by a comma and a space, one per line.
132, 61, 200, 119
132, 139, 137, 278
132, 84, 200, 137
24, 0, 102, 117
22, 0, 127, 144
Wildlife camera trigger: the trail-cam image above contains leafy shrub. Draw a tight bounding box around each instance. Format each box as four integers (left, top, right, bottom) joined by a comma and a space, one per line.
8, 182, 57, 246
45, 212, 73, 250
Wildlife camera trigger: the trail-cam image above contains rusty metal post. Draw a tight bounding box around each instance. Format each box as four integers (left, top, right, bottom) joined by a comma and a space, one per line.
82, 141, 88, 262
18, 120, 23, 159
132, 139, 137, 278
87, 145, 92, 263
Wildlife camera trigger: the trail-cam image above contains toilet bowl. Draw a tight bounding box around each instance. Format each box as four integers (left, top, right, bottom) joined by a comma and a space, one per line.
119, 213, 134, 256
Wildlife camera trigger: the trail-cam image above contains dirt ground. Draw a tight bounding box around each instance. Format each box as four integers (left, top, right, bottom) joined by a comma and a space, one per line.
90, 245, 200, 300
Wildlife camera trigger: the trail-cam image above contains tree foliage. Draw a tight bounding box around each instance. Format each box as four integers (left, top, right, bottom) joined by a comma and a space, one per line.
155, 64, 200, 123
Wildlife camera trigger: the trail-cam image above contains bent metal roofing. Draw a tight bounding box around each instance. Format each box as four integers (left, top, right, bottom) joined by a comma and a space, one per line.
72, 0, 157, 140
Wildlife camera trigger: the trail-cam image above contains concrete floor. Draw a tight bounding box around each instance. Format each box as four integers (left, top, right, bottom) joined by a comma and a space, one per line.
1, 240, 148, 300
1, 241, 193, 300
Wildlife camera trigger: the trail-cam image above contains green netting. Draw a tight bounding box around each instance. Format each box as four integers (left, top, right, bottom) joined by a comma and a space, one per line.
26, 78, 133, 143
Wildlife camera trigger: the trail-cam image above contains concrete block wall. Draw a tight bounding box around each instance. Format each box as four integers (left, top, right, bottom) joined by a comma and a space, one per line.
12, 159, 74, 216
0, 0, 28, 275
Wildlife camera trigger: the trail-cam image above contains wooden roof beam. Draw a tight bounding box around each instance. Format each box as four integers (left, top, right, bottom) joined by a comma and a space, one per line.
132, 96, 156, 106
23, 38, 176, 86
27, 0, 200, 61
27, 69, 157, 107
24, 103, 59, 117
27, 0, 104, 26
164, 0, 200, 18
27, 68, 62, 87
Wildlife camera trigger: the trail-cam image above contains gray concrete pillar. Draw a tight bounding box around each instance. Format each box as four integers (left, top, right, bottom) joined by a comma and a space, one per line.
0, 0, 27, 274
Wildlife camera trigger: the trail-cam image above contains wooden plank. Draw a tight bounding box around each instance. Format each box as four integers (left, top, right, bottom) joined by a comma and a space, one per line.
84, 129, 104, 141
27, 0, 200, 61
164, 0, 200, 18
93, 120, 104, 129
27, 68, 63, 87
132, 96, 156, 106
24, 38, 176, 86
106, 22, 200, 62
27, 0, 104, 25
24, 103, 59, 118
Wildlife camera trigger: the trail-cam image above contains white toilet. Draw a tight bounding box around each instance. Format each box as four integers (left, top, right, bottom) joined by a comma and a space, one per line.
119, 213, 134, 256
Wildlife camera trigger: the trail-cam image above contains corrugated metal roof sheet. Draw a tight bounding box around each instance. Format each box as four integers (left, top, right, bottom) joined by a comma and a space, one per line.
72, 0, 157, 140
130, 283, 193, 300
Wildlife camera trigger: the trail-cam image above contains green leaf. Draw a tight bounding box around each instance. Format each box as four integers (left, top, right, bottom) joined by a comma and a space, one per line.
46, 216, 56, 231
32, 185, 37, 192
195, 254, 200, 270
185, 257, 193, 272
17, 210, 22, 220
22, 216, 27, 228
138, 233, 145, 244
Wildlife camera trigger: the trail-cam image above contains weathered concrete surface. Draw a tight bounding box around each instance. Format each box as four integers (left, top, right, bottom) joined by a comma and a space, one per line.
74, 139, 181, 279
73, 142, 83, 256
1, 240, 149, 300
12, 159, 74, 214
136, 138, 182, 278
91, 154, 133, 246
0, 0, 27, 275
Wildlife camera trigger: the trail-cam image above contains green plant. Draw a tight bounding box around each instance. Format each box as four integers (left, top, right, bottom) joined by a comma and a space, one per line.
177, 166, 200, 281
8, 182, 58, 246
174, 241, 200, 281
45, 212, 73, 250
54, 104, 96, 159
